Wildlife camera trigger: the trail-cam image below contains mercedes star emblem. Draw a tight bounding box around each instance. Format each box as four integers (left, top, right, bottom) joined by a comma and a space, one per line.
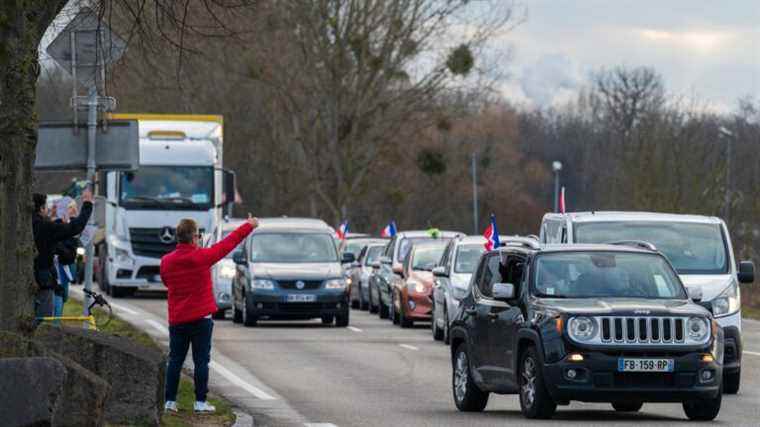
159, 226, 176, 244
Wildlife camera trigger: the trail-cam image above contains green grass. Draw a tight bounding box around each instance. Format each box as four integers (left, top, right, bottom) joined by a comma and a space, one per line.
61, 295, 236, 427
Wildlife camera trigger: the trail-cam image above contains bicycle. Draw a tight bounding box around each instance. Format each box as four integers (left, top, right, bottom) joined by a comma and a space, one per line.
36, 288, 113, 330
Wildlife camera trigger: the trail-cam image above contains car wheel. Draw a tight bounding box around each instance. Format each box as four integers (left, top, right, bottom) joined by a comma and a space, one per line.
351, 295, 360, 310
232, 303, 243, 324
612, 402, 643, 412
321, 315, 335, 325
452, 343, 489, 412
212, 309, 226, 320
723, 368, 740, 394
335, 310, 349, 327
519, 346, 557, 419
390, 294, 400, 325
369, 287, 379, 314
399, 302, 413, 328
683, 391, 722, 421
432, 301, 443, 341
242, 295, 258, 327
379, 296, 389, 319
360, 291, 369, 311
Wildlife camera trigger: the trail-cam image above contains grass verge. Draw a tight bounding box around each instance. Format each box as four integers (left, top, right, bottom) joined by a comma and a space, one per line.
62, 293, 236, 427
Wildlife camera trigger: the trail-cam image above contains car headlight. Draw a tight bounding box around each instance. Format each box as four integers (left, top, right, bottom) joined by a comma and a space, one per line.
711, 281, 740, 317
251, 279, 275, 290
76, 247, 86, 256
408, 281, 426, 293
687, 317, 710, 342
219, 262, 236, 280
567, 316, 598, 341
325, 278, 347, 290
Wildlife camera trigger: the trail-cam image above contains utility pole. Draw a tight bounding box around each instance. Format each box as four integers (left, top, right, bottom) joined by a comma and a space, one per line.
552, 161, 563, 213
472, 151, 479, 234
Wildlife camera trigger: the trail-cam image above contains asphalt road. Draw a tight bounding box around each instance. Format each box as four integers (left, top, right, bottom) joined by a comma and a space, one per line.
97, 290, 760, 427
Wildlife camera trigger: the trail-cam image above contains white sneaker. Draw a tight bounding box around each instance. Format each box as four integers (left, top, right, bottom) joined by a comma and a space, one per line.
164, 401, 178, 413
194, 401, 216, 414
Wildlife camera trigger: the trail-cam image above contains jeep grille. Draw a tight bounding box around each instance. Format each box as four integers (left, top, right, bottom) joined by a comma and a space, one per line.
600, 316, 686, 344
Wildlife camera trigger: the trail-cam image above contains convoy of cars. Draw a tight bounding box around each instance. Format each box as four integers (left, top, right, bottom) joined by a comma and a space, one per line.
197, 209, 754, 421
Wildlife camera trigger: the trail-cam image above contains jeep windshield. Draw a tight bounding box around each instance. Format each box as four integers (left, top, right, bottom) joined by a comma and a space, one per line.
119, 166, 213, 210
533, 251, 687, 299
250, 233, 339, 263
574, 221, 728, 275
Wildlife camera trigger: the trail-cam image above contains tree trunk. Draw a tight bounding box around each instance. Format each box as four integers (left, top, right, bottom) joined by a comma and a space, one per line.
0, 1, 68, 333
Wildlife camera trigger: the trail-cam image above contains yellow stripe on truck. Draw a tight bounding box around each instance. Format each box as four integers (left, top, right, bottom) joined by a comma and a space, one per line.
107, 113, 223, 124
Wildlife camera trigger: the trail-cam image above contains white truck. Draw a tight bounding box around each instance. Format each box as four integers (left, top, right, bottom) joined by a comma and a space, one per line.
96, 114, 234, 297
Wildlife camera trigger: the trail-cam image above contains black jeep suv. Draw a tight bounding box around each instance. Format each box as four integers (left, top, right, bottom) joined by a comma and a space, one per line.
449, 242, 724, 420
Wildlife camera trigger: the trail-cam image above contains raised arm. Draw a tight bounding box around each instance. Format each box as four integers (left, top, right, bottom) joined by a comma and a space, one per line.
50, 201, 93, 241
198, 217, 258, 266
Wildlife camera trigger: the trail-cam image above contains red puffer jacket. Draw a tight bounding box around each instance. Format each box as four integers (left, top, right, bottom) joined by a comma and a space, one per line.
160, 222, 253, 325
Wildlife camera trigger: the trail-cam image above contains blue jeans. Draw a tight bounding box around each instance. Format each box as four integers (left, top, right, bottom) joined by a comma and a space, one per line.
53, 264, 72, 320
165, 318, 213, 402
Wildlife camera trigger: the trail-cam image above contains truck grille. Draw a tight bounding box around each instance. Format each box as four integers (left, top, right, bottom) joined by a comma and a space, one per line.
130, 228, 176, 258
600, 316, 686, 344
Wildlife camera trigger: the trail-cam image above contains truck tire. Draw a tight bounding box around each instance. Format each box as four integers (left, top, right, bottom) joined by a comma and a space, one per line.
98, 245, 110, 293
452, 343, 489, 412
111, 286, 135, 298
519, 346, 557, 419
683, 391, 722, 421
723, 368, 740, 394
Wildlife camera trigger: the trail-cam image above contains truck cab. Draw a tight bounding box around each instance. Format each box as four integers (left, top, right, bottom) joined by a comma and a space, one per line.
96, 114, 232, 297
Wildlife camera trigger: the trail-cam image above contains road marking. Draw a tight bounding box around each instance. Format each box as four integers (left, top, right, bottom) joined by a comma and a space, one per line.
108, 301, 139, 315
145, 319, 169, 337
745, 351, 760, 357
209, 361, 276, 400
347, 326, 362, 333
398, 344, 419, 351
304, 424, 338, 427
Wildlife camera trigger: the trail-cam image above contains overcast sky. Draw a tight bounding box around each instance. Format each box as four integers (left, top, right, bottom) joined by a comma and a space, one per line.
496, 0, 760, 111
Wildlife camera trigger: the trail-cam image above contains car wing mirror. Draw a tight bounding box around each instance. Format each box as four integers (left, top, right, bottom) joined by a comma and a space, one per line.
368, 261, 380, 268
738, 261, 755, 284
432, 266, 448, 277
687, 286, 703, 303
492, 283, 515, 301
232, 250, 246, 265
341, 252, 356, 264
379, 256, 392, 265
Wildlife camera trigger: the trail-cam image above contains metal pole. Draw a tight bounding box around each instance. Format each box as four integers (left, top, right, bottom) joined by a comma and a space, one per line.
83, 85, 98, 322
553, 170, 560, 213
472, 151, 479, 234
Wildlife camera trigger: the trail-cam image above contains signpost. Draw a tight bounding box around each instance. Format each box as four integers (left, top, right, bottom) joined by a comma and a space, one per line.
43, 7, 130, 324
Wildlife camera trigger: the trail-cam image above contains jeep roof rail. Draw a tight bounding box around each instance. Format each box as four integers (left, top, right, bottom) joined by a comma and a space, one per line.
607, 240, 658, 252
500, 236, 541, 250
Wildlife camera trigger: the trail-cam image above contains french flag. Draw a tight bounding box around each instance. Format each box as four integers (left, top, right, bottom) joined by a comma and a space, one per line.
337, 220, 349, 240
381, 221, 397, 238
483, 214, 500, 251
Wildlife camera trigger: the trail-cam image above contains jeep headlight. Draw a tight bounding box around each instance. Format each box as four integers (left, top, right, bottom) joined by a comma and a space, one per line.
325, 278, 347, 290
219, 261, 236, 280
687, 317, 710, 342
251, 279, 275, 290
450, 285, 468, 301
568, 316, 598, 341
711, 281, 740, 317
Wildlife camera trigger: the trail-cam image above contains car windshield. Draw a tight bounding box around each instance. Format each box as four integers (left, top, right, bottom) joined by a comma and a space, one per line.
398, 237, 451, 262
574, 221, 728, 275
119, 166, 213, 210
250, 233, 338, 263
454, 244, 485, 273
533, 252, 687, 299
343, 240, 367, 256
412, 245, 446, 271
365, 245, 385, 265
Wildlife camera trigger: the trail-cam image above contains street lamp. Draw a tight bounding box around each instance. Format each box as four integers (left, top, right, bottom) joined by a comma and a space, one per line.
718, 126, 733, 225
552, 161, 563, 213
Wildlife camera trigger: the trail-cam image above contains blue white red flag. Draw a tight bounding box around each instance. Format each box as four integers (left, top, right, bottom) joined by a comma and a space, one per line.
381, 221, 397, 238
483, 214, 500, 251
337, 220, 350, 240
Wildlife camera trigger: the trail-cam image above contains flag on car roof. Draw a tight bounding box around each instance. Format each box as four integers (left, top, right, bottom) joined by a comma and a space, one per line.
337, 220, 349, 240
559, 186, 567, 214
381, 220, 397, 238
483, 214, 500, 251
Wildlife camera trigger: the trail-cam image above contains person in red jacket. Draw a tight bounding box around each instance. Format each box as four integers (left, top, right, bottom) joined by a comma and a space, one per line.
160, 215, 257, 413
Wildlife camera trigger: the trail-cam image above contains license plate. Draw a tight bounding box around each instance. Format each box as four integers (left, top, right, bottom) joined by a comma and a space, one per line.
618, 358, 674, 372
286, 294, 316, 303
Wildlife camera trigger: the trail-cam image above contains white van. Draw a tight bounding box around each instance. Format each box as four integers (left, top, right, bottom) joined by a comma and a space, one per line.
540, 211, 755, 394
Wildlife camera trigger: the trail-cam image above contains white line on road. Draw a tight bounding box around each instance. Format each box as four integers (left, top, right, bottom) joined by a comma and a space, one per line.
347, 326, 362, 333
745, 351, 760, 357
209, 361, 276, 400
398, 344, 419, 351
304, 423, 338, 427
145, 319, 169, 337
108, 301, 139, 315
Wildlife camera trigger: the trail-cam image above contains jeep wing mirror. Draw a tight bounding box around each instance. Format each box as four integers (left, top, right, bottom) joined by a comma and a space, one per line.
738, 261, 755, 284
687, 286, 703, 303
432, 266, 448, 278
493, 283, 515, 301
232, 250, 246, 265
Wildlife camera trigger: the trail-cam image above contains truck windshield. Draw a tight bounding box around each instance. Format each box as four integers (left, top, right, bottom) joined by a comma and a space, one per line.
454, 244, 485, 273
250, 233, 338, 263
574, 221, 728, 275
119, 166, 213, 210
533, 252, 687, 299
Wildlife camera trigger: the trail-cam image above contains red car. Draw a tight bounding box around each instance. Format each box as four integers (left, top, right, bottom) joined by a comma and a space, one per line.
391, 240, 448, 328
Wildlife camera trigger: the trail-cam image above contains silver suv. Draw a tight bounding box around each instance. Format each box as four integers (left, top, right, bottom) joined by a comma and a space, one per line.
540, 211, 755, 394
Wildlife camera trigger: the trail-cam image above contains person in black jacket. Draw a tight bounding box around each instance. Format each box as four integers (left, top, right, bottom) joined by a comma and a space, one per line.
32, 189, 93, 321
53, 199, 82, 319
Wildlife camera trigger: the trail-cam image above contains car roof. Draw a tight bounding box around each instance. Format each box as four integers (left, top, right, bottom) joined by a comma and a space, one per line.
253, 217, 333, 232
397, 230, 463, 238
543, 211, 723, 225
454, 235, 488, 246
498, 243, 661, 256
345, 238, 389, 245
412, 240, 449, 249
345, 232, 371, 239
222, 219, 247, 231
